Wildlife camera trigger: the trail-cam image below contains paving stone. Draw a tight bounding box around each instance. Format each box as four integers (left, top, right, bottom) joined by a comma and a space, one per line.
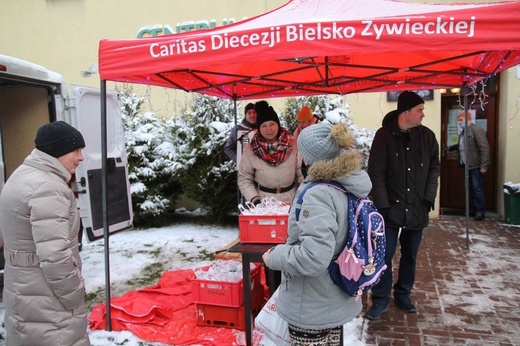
363, 216, 520, 346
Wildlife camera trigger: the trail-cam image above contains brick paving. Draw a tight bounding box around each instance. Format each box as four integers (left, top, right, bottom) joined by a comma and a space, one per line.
360, 216, 520, 346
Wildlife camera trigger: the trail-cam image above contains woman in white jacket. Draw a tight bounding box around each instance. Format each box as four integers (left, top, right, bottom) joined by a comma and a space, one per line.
0, 121, 91, 346
238, 101, 303, 206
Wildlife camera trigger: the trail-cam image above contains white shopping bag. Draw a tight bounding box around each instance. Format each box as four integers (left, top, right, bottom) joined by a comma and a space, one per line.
254, 287, 291, 346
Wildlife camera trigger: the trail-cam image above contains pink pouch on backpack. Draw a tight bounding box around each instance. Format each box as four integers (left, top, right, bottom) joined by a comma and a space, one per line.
335, 247, 364, 281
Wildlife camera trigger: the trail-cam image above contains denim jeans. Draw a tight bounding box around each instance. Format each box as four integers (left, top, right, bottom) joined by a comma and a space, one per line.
469, 168, 485, 216
371, 226, 423, 306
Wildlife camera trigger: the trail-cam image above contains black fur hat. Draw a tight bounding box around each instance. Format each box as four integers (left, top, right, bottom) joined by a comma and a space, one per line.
255, 101, 280, 129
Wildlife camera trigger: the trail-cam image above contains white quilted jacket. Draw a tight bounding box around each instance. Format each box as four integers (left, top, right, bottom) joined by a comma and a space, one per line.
0, 149, 90, 346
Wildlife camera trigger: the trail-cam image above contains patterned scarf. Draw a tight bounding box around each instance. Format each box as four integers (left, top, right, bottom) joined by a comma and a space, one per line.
250, 128, 293, 166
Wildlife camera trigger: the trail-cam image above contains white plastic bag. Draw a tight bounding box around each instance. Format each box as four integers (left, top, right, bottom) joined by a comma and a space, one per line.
254, 287, 291, 346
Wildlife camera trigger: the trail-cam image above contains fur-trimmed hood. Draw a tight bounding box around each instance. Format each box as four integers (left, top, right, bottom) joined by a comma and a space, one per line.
306, 149, 372, 198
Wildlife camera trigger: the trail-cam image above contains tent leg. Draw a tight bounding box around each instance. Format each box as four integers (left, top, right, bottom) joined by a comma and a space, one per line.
101, 80, 112, 330
463, 84, 470, 250
233, 98, 241, 208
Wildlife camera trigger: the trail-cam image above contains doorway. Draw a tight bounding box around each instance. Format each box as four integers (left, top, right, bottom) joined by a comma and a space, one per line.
439, 80, 498, 215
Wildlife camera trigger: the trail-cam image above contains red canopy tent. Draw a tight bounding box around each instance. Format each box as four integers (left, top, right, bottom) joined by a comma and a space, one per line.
99, 0, 520, 99
96, 0, 520, 339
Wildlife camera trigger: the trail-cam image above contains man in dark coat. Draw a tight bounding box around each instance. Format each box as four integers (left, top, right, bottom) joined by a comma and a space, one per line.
365, 91, 440, 320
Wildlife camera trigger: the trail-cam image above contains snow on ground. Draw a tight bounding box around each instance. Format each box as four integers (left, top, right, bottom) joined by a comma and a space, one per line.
0, 212, 366, 345
1, 214, 517, 344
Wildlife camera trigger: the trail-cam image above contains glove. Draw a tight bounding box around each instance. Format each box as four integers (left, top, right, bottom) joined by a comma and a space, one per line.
251, 196, 262, 206
423, 200, 434, 212
378, 208, 389, 221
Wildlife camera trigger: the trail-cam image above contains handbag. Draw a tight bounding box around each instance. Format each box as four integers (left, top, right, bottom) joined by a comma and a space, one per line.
254, 287, 291, 346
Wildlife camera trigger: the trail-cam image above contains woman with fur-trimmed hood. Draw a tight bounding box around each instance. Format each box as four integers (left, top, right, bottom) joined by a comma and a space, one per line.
262, 122, 372, 345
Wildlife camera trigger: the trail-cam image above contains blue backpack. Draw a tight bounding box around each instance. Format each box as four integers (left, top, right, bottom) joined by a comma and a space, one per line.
295, 181, 387, 300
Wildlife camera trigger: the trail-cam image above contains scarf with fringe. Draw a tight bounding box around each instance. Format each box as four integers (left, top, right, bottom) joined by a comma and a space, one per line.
250, 128, 293, 166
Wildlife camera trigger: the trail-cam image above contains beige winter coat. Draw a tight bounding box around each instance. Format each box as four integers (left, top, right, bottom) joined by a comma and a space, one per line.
238, 138, 303, 204
0, 149, 90, 346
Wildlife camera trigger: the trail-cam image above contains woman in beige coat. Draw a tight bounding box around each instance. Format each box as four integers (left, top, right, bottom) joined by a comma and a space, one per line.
238, 101, 303, 206
0, 121, 91, 346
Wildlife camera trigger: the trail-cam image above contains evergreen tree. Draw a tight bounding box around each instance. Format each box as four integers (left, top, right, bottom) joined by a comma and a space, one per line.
280, 96, 329, 133
282, 95, 375, 168
173, 94, 238, 223
119, 85, 182, 226
118, 87, 374, 227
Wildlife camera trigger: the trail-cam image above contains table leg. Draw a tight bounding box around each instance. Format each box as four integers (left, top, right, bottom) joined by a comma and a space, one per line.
242, 253, 253, 346
267, 268, 278, 296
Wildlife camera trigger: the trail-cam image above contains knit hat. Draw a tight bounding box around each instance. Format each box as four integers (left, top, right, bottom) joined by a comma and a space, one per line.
244, 103, 255, 115
296, 106, 313, 121
397, 91, 424, 114
35, 121, 85, 158
255, 101, 280, 128
298, 122, 355, 166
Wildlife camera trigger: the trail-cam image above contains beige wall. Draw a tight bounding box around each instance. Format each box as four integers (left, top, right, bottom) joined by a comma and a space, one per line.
1, 0, 518, 217
498, 67, 520, 213
0, 1, 285, 117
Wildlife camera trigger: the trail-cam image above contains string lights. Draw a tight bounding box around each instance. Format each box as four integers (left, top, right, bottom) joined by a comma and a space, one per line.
456, 78, 489, 111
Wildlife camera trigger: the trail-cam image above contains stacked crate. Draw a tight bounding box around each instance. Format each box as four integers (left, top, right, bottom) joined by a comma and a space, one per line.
192, 261, 264, 330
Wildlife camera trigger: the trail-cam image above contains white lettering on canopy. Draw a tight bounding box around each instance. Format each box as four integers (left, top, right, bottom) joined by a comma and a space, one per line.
361, 16, 476, 40
211, 27, 281, 50
150, 40, 206, 57
287, 23, 356, 41
147, 16, 478, 58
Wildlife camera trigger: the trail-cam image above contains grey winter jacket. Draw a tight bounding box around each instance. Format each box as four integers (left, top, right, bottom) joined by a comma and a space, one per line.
367, 110, 440, 230
457, 123, 490, 171
0, 149, 90, 346
267, 149, 372, 330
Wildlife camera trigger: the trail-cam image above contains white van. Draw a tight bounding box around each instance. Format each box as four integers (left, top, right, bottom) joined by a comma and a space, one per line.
0, 54, 133, 244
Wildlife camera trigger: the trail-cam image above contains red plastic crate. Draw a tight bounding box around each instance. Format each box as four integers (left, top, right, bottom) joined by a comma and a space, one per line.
239, 214, 288, 243
196, 285, 265, 330
192, 262, 262, 307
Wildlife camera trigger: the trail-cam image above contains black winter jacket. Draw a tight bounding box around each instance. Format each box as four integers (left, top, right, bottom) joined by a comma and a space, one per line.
367, 110, 440, 230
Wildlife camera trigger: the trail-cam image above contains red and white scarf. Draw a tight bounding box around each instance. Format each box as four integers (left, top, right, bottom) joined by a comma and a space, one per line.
250, 128, 293, 166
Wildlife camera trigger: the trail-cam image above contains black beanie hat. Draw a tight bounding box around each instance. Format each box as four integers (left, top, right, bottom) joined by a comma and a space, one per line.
255, 101, 280, 128
397, 91, 425, 114
244, 103, 255, 115
35, 121, 85, 158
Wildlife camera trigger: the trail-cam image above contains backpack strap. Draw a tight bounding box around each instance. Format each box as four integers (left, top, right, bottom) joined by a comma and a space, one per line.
295, 180, 348, 222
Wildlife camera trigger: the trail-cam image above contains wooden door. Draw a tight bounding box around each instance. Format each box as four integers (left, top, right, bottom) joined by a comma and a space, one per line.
440, 91, 497, 213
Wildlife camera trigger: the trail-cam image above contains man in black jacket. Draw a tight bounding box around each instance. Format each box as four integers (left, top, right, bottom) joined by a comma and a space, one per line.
365, 91, 440, 320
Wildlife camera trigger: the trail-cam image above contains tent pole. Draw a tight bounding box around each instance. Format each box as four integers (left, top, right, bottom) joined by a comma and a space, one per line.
462, 83, 470, 250
100, 80, 112, 330
233, 90, 240, 208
